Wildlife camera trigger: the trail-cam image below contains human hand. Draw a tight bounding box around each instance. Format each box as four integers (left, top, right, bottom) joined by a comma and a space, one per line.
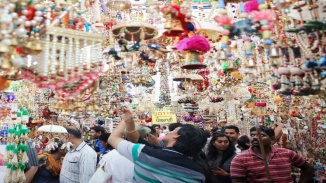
120, 106, 134, 124
211, 167, 229, 176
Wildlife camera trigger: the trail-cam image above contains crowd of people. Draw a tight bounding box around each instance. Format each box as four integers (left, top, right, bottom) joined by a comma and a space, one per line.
22, 107, 315, 183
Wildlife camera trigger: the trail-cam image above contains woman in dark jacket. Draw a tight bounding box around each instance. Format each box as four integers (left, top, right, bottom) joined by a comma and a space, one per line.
207, 133, 237, 183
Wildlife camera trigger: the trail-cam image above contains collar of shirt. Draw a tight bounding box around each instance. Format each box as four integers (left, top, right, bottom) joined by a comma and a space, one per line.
70, 141, 87, 152
248, 146, 277, 163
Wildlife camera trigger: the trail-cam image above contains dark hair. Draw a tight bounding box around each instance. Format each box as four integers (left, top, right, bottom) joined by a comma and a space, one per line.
168, 123, 183, 131
211, 127, 219, 133
50, 139, 63, 154
237, 135, 250, 150
163, 126, 167, 130
152, 124, 160, 129
225, 125, 240, 133
149, 126, 156, 135
207, 133, 236, 167
204, 130, 211, 138
65, 127, 82, 139
250, 125, 275, 137
173, 124, 207, 157
90, 126, 105, 134
99, 133, 113, 150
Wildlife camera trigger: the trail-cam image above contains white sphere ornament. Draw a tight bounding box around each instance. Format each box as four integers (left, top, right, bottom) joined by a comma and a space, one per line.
31, 20, 37, 26
11, 56, 24, 67
35, 11, 43, 17
16, 18, 23, 24
8, 3, 16, 10
10, 12, 18, 19
34, 4, 43, 10
22, 9, 29, 15
16, 28, 26, 37
2, 38, 12, 46
25, 21, 32, 27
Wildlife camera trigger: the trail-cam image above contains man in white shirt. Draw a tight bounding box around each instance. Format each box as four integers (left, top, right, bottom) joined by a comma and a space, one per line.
98, 126, 151, 183
60, 126, 97, 183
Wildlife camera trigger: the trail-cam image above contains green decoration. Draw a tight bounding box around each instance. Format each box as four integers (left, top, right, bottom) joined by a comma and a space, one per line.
20, 164, 26, 171
8, 129, 15, 134
13, 148, 19, 154
11, 165, 17, 171
22, 108, 29, 115
6, 144, 14, 151
6, 163, 12, 169
21, 144, 28, 151
15, 130, 21, 136
221, 62, 228, 73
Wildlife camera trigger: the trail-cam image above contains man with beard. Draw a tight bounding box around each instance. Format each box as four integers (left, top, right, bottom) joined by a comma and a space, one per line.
230, 125, 313, 183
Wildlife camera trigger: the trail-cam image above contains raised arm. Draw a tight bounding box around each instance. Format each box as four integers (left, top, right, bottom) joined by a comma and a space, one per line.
108, 106, 140, 148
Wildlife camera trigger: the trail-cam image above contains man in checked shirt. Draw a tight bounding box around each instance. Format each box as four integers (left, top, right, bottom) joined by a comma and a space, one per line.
60, 125, 97, 183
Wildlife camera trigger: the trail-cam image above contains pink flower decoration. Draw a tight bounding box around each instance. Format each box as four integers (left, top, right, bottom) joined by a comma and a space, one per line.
244, 0, 259, 13
250, 10, 275, 23
176, 35, 210, 53
176, 37, 190, 51
214, 15, 233, 27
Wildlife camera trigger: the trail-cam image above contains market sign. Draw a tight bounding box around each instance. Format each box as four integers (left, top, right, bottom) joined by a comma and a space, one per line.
152, 109, 177, 124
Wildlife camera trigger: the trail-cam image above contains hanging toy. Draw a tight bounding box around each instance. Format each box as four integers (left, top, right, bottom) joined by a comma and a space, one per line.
117, 33, 128, 52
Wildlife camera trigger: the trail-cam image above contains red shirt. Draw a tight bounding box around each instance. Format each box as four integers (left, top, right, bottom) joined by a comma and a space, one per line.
230, 146, 306, 183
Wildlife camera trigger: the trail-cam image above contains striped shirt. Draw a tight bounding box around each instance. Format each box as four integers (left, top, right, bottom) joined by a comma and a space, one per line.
60, 141, 97, 183
117, 140, 205, 183
230, 146, 306, 183
25, 140, 39, 170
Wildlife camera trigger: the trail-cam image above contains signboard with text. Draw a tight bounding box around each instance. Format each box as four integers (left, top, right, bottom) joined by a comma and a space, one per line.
152, 109, 177, 124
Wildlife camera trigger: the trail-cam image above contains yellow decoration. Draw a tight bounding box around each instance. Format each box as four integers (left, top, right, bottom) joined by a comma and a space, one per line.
0, 77, 11, 91
259, 4, 268, 10
273, 96, 283, 103
221, 36, 229, 44
246, 102, 256, 108
262, 30, 271, 39
230, 71, 242, 80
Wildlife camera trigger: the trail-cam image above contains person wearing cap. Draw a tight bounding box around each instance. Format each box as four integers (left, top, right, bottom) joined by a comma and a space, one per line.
108, 106, 207, 182
97, 126, 151, 183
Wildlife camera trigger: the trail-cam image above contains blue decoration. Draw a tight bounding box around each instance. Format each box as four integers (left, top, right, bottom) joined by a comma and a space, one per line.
305, 59, 318, 68
245, 50, 252, 56
231, 19, 255, 37
258, 0, 264, 4
148, 44, 160, 50
265, 39, 273, 45
84, 22, 90, 32
227, 53, 233, 57
187, 22, 195, 31
321, 71, 326, 78
221, 44, 228, 49
218, 0, 225, 9
240, 2, 245, 13
128, 42, 140, 51
318, 54, 326, 67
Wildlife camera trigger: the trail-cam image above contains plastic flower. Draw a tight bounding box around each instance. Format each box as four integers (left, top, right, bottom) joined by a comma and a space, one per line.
250, 10, 275, 23
176, 35, 211, 53
214, 15, 233, 28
